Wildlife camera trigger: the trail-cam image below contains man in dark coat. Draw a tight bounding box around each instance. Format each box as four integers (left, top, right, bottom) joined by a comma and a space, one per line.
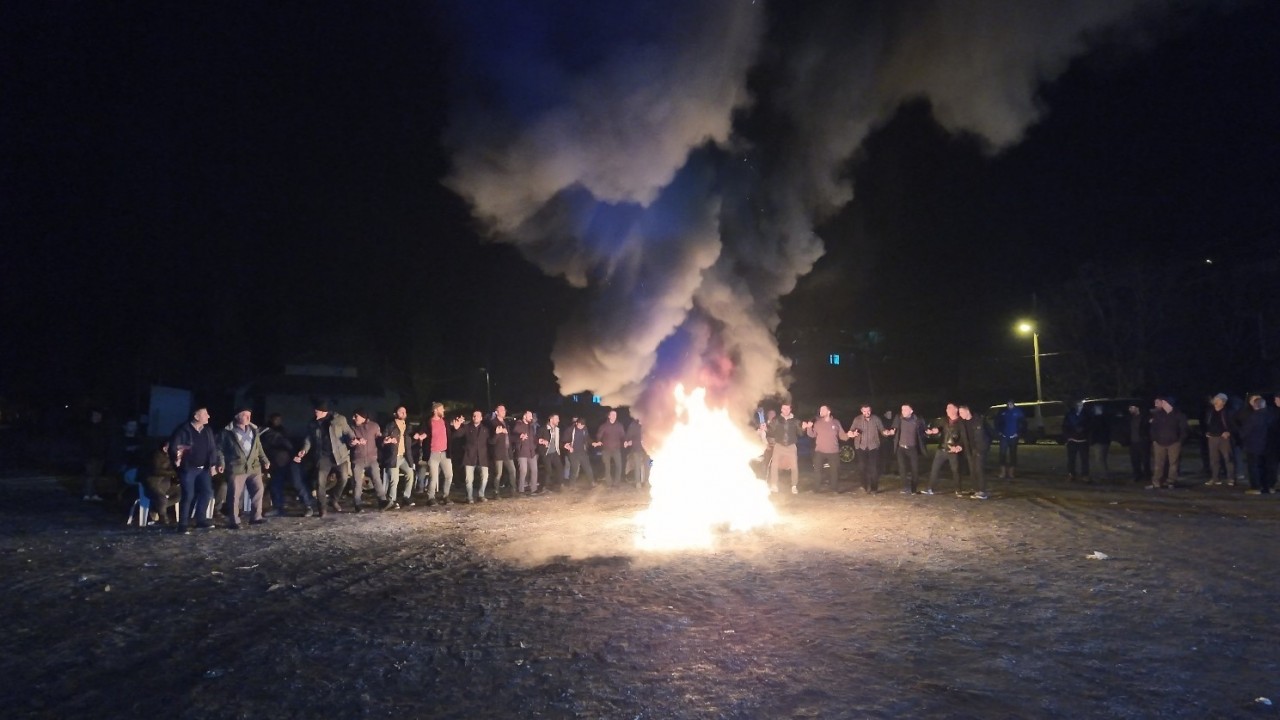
625, 417, 648, 490
295, 399, 356, 516
1147, 397, 1189, 489
539, 414, 565, 492
169, 406, 222, 532
488, 405, 516, 499
261, 414, 314, 517
886, 404, 928, 494
958, 405, 991, 499
564, 417, 595, 488
452, 410, 491, 503
593, 410, 627, 487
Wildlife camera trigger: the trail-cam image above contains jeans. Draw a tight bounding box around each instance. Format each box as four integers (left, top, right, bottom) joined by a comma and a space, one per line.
812, 451, 839, 490
929, 449, 961, 491
517, 456, 539, 492
543, 452, 565, 490
492, 458, 516, 496
384, 456, 414, 502
271, 462, 313, 511
630, 450, 649, 488
315, 456, 352, 509
1089, 443, 1110, 481
427, 451, 453, 500
567, 451, 594, 486
1066, 440, 1089, 478
351, 459, 385, 504
1151, 443, 1181, 485
601, 449, 623, 486
998, 436, 1019, 468
966, 451, 987, 493
1205, 435, 1234, 482
896, 448, 921, 492
227, 472, 265, 523
464, 464, 489, 500
178, 465, 214, 527
854, 447, 880, 492
1129, 440, 1151, 481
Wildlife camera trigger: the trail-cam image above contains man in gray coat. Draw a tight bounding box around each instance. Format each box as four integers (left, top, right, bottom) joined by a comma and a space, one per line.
217, 407, 270, 529
295, 398, 356, 516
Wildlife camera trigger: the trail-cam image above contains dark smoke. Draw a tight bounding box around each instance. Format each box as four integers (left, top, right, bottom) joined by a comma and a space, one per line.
442, 0, 1155, 433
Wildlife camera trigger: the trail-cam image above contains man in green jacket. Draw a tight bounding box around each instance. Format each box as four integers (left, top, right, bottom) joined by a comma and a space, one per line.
218, 407, 270, 529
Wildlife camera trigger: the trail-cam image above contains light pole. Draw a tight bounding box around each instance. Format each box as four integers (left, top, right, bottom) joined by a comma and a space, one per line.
479, 367, 491, 409
1017, 321, 1044, 436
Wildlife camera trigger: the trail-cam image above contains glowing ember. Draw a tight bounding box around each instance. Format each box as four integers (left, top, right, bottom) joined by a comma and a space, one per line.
635, 384, 778, 550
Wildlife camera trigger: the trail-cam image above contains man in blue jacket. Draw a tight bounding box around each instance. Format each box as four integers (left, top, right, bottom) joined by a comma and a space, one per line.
994, 401, 1024, 479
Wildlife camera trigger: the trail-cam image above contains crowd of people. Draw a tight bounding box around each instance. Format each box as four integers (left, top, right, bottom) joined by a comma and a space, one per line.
80, 389, 1280, 532
89, 399, 650, 533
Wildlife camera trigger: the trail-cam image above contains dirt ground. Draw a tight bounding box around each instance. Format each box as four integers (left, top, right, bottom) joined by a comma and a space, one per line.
3, 445, 1279, 720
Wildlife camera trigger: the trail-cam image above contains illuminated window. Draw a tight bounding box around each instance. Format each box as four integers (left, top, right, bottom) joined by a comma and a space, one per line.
592, 395, 601, 404
571, 394, 580, 402
829, 354, 840, 366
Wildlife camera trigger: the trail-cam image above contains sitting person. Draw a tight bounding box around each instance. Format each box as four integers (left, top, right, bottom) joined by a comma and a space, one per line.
143, 441, 181, 525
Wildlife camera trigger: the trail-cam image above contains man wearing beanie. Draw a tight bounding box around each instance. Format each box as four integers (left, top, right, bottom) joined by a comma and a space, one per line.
1204, 393, 1238, 486
294, 398, 356, 516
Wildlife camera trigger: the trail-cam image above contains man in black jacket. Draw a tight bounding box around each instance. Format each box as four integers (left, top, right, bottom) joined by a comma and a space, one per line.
1204, 393, 1238, 485
1148, 397, 1189, 489
625, 417, 648, 490
539, 413, 565, 492
168, 407, 222, 532
886, 404, 928, 494
261, 414, 314, 517
958, 406, 991, 499
925, 404, 963, 496
564, 417, 595, 488
1126, 403, 1151, 483
295, 399, 356, 516
489, 405, 515, 499
453, 411, 491, 503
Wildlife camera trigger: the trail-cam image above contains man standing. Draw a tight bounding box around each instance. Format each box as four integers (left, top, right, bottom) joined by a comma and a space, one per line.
925, 404, 964, 496
453, 410, 490, 503
564, 417, 595, 488
766, 404, 803, 495
349, 409, 385, 511
217, 407, 269, 528
886, 404, 928, 494
261, 413, 314, 517
513, 410, 540, 494
381, 405, 416, 508
1240, 395, 1274, 495
625, 416, 648, 490
423, 402, 454, 505
1204, 393, 1238, 486
294, 399, 356, 516
994, 401, 1024, 479
539, 413, 565, 492
958, 406, 991, 500
1126, 403, 1152, 483
1063, 400, 1090, 482
1086, 403, 1112, 483
82, 409, 108, 501
847, 404, 885, 494
804, 405, 848, 493
489, 405, 515, 499
593, 410, 627, 487
168, 406, 221, 532
1148, 397, 1189, 489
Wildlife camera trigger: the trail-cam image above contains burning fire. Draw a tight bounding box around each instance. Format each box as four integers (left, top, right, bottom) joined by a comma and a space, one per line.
635, 384, 778, 550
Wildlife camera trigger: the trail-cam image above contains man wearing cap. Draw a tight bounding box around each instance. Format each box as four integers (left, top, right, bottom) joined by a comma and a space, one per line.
217, 407, 269, 528
294, 399, 356, 515
349, 409, 385, 511
1147, 397, 1189, 489
1204, 393, 1238, 486
168, 406, 222, 532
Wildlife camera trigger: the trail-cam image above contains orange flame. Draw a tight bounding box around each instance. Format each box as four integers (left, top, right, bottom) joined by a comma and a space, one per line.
635, 384, 778, 550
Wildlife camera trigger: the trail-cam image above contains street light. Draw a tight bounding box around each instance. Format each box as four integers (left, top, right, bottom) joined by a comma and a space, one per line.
479, 367, 491, 409
1017, 321, 1044, 436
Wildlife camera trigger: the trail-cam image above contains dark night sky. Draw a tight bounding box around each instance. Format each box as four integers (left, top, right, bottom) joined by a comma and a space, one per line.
3, 1, 1278, 415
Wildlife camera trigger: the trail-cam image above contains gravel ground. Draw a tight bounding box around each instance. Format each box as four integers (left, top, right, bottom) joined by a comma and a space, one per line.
2, 445, 1278, 719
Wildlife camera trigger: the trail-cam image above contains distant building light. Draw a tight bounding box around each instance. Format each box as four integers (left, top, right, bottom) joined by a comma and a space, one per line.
591, 395, 602, 404
571, 394, 580, 402
828, 354, 840, 366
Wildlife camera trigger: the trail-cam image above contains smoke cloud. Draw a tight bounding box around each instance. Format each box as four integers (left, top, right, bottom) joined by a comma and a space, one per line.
441, 0, 1153, 431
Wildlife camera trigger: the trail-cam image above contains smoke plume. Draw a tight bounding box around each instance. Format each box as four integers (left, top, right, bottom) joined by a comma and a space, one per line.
441, 0, 1153, 431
